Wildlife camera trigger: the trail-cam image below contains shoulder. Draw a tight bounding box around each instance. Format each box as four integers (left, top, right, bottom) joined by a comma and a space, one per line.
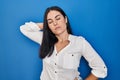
69, 34, 85, 41
69, 34, 87, 47
69, 34, 87, 50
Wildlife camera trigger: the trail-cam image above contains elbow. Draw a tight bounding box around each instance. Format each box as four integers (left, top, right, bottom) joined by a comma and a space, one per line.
20, 25, 23, 32
20, 25, 25, 34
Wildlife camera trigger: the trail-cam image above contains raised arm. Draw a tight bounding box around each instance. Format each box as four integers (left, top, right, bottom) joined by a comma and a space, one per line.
20, 21, 43, 44
81, 37, 107, 80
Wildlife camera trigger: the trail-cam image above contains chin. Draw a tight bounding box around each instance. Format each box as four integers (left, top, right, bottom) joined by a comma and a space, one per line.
55, 31, 65, 35
53, 29, 67, 35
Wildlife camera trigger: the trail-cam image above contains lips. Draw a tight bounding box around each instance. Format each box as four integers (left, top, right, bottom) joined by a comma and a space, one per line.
55, 26, 61, 30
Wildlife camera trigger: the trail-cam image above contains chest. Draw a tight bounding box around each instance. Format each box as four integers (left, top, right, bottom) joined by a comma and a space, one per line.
44, 43, 83, 69
55, 40, 70, 54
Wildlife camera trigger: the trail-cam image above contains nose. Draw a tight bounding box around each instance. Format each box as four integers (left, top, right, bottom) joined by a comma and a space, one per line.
53, 20, 57, 26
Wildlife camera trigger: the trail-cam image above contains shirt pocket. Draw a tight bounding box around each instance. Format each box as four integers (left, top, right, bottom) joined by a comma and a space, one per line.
63, 51, 81, 69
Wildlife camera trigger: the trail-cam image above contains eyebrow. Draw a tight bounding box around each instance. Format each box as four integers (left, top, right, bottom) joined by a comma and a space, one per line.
47, 14, 61, 21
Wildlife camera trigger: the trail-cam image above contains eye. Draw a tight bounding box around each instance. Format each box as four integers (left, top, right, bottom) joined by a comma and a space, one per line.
56, 17, 60, 20
48, 20, 53, 24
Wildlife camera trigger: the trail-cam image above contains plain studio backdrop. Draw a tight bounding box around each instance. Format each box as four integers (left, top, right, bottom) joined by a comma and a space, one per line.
0, 0, 120, 80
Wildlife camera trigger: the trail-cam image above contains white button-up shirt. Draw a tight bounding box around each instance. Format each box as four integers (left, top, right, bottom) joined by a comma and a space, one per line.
20, 22, 107, 80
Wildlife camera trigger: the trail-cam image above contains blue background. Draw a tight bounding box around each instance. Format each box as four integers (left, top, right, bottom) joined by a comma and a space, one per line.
0, 0, 120, 80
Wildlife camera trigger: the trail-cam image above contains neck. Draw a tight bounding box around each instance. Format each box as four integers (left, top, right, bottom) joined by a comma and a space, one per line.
56, 32, 69, 42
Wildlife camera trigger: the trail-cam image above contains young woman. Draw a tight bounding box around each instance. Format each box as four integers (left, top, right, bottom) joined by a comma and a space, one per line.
20, 6, 107, 80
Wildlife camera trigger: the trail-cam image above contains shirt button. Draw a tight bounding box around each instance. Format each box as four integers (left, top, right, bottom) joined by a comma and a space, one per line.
55, 63, 57, 65
72, 54, 74, 56
56, 54, 57, 56
55, 71, 57, 73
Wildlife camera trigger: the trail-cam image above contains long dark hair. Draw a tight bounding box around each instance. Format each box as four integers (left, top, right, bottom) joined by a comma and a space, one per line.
39, 6, 72, 59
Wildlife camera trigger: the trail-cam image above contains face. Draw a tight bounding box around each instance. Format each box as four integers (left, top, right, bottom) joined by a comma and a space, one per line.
47, 10, 68, 35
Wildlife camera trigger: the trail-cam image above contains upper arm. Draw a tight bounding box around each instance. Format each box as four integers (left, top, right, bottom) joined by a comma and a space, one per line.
81, 37, 107, 78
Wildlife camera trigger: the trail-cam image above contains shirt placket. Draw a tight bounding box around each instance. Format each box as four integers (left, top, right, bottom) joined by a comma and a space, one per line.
54, 53, 59, 80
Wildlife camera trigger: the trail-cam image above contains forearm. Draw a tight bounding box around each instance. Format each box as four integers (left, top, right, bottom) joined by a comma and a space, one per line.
20, 22, 43, 44
85, 73, 98, 80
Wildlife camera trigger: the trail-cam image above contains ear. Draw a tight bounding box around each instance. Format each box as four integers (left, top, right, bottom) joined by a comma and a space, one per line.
65, 16, 67, 23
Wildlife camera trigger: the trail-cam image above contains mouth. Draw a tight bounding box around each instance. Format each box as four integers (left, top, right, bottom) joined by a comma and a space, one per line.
55, 26, 61, 30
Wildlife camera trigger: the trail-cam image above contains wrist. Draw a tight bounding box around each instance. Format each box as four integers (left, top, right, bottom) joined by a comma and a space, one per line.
36, 23, 43, 30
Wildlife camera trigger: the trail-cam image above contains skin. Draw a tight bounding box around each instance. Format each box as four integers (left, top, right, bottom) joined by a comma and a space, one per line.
47, 10, 68, 37
85, 73, 98, 80
36, 23, 43, 29
37, 10, 98, 80
47, 10, 70, 53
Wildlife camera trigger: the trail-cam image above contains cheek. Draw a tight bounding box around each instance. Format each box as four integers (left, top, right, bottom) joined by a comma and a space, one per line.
59, 21, 67, 29
59, 19, 67, 26
48, 25, 54, 31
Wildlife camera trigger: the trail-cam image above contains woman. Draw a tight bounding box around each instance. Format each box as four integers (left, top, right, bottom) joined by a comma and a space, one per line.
20, 6, 107, 80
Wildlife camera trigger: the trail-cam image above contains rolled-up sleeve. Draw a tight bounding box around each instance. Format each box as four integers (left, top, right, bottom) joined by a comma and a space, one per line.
20, 21, 43, 44
81, 37, 107, 78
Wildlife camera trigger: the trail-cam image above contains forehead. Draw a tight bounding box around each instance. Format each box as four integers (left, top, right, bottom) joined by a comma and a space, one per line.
47, 10, 62, 19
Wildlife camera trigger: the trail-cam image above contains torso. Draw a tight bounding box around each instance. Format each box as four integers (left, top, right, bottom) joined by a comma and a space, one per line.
55, 40, 70, 53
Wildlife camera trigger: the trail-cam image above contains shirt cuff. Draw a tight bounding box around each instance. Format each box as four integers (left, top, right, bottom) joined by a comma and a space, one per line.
91, 66, 107, 78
